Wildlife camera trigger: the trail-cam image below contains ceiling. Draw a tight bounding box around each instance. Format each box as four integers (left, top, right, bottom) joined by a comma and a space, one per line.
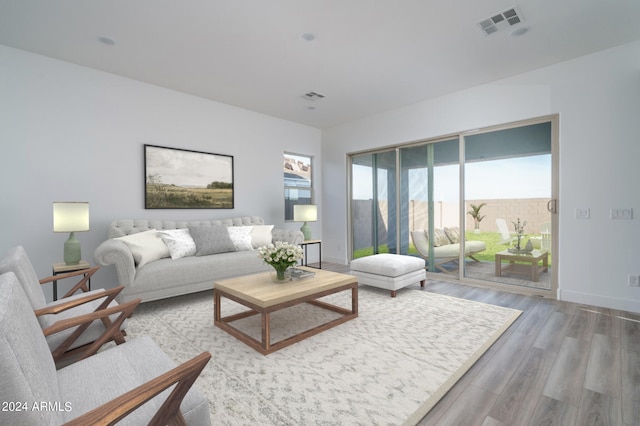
1, 1, 640, 129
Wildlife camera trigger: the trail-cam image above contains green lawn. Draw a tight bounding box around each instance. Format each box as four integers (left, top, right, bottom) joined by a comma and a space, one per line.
353, 231, 552, 265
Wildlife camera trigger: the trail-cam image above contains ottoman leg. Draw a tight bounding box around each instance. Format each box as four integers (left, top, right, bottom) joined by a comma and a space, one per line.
420, 279, 425, 288
390, 290, 397, 298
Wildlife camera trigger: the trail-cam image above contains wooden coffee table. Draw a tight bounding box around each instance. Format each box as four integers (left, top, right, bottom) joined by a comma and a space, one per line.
214, 267, 358, 355
495, 249, 549, 282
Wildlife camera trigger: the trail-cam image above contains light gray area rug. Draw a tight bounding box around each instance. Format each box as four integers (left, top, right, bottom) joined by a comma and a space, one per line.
126, 286, 521, 425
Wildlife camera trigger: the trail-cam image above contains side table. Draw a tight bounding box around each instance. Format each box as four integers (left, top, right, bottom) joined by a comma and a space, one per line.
52, 260, 92, 301
300, 240, 322, 269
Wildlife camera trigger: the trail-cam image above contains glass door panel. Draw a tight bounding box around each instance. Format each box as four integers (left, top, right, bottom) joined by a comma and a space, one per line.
351, 153, 374, 258
400, 138, 459, 274
375, 151, 397, 254
463, 122, 553, 291
350, 150, 397, 258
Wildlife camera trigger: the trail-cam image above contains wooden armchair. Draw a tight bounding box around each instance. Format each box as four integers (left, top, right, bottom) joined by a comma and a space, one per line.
0, 271, 212, 425
0, 246, 133, 366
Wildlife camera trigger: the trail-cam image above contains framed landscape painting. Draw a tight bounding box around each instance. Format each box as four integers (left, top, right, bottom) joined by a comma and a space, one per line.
144, 144, 234, 209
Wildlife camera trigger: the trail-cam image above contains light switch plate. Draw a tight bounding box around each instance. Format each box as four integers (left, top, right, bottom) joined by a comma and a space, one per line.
575, 208, 590, 219
611, 208, 633, 220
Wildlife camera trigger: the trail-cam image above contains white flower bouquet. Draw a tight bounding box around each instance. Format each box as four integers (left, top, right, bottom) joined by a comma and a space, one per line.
257, 242, 304, 280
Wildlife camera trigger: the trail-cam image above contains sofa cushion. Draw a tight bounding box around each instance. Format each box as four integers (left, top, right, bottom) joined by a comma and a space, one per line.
427, 228, 450, 247
227, 226, 253, 251
251, 225, 274, 248
115, 229, 170, 267
157, 229, 197, 260
188, 224, 235, 256
444, 227, 460, 244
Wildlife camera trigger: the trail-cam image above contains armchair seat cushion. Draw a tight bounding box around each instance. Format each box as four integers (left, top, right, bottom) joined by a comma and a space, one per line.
58, 336, 210, 425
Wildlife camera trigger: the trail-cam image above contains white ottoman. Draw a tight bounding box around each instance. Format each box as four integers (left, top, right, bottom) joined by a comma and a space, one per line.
350, 253, 426, 297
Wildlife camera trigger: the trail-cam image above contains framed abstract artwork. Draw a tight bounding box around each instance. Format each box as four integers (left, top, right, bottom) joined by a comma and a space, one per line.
144, 144, 234, 209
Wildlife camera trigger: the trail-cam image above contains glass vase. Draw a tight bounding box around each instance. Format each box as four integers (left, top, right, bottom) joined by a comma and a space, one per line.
271, 266, 290, 282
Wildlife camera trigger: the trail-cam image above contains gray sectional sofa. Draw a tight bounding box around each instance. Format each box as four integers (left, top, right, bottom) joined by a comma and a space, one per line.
94, 216, 303, 303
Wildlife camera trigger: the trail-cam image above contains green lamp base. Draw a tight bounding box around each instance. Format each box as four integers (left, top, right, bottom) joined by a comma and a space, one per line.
63, 232, 81, 265
300, 222, 312, 241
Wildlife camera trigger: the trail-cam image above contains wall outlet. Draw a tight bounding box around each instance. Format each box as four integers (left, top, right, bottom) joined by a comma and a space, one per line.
611, 208, 633, 220
629, 275, 640, 287
575, 208, 590, 219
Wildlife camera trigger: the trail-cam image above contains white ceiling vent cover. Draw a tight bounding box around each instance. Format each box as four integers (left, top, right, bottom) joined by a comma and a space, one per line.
477, 6, 524, 36
302, 91, 326, 101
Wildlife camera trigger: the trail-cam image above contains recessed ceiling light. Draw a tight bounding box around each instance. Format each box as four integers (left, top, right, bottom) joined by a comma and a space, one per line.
510, 27, 529, 37
300, 33, 317, 42
98, 36, 116, 45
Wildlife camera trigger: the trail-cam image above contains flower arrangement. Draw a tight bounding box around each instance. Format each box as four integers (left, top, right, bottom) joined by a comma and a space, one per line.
512, 218, 527, 250
257, 242, 304, 280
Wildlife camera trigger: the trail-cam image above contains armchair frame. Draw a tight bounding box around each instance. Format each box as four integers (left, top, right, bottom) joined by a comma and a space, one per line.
39, 266, 99, 299
38, 288, 139, 364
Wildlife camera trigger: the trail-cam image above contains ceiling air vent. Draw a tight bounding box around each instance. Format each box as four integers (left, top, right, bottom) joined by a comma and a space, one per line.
477, 6, 524, 36
302, 91, 326, 101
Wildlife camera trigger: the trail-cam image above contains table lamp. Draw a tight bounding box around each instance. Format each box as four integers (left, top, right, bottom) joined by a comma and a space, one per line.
53, 202, 90, 265
293, 204, 317, 241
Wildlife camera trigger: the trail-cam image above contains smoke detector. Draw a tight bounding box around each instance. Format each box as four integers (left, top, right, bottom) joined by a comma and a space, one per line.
302, 91, 326, 101
477, 6, 524, 36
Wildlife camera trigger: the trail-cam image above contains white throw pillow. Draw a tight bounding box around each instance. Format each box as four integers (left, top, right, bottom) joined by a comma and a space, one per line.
227, 226, 253, 251
251, 225, 274, 248
157, 229, 197, 260
115, 229, 170, 267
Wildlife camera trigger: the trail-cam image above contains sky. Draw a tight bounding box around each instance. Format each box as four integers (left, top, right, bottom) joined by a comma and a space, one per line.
352, 155, 551, 201
145, 146, 233, 187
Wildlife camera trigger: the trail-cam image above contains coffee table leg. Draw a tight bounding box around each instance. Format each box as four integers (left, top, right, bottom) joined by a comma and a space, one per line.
214, 290, 221, 322
352, 285, 358, 314
262, 312, 271, 352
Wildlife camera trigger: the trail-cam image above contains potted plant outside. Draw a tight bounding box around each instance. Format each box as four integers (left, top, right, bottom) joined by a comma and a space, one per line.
467, 203, 486, 234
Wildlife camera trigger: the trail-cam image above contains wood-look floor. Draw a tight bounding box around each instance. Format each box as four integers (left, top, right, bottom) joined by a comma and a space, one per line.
318, 262, 640, 426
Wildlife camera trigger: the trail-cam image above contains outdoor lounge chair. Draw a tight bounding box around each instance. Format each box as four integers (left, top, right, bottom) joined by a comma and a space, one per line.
0, 246, 133, 366
529, 222, 551, 251
496, 218, 517, 245
0, 271, 212, 425
410, 228, 486, 274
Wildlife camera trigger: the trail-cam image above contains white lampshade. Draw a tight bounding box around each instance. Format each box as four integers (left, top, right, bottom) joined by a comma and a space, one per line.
53, 202, 90, 233
293, 204, 317, 222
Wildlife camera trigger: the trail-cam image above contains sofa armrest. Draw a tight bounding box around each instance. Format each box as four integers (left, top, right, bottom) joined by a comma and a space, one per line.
272, 229, 305, 245
93, 239, 136, 286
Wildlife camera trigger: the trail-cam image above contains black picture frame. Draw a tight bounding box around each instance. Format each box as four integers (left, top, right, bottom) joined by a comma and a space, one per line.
144, 144, 234, 209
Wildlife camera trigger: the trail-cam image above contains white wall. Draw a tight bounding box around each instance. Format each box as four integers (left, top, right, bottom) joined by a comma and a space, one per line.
322, 40, 640, 313
0, 45, 322, 299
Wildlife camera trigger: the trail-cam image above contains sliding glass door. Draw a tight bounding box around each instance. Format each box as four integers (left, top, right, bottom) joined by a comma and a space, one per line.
349, 116, 558, 296
463, 121, 554, 292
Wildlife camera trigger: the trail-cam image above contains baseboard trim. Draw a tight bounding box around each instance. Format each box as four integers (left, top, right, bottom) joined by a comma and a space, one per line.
558, 289, 640, 314
323, 255, 348, 265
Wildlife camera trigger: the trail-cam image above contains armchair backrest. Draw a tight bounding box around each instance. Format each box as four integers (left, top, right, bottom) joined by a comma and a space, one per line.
0, 272, 62, 425
0, 246, 47, 310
